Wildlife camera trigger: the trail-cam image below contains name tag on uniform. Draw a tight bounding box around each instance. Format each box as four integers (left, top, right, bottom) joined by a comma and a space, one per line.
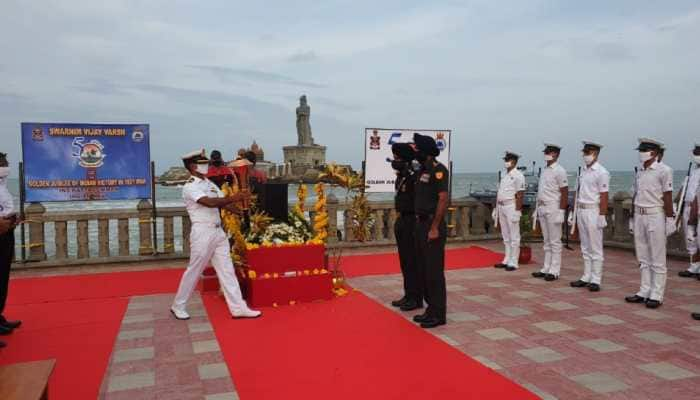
420, 173, 430, 183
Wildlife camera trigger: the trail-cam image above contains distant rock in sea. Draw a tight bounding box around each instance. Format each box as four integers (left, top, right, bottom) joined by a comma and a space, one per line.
158, 167, 190, 185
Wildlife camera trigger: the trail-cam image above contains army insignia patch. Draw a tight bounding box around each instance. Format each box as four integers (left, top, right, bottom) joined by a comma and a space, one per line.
435, 171, 444, 180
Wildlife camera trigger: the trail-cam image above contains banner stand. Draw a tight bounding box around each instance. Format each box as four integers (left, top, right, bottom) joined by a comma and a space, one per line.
18, 161, 26, 263
151, 161, 158, 256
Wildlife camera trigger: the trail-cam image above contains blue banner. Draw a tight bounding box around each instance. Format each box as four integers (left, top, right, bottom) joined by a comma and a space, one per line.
21, 123, 152, 202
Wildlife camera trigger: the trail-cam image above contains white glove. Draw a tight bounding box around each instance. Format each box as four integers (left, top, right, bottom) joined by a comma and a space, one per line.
687, 226, 697, 243
567, 212, 574, 226
511, 210, 522, 223
596, 215, 607, 229
628, 218, 634, 234
665, 217, 676, 237
491, 208, 497, 222
553, 209, 565, 224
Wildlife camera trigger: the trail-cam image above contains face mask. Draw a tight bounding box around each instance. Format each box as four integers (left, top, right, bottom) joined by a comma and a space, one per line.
638, 152, 654, 163
0, 167, 9, 178
544, 154, 554, 162
583, 155, 595, 165
694, 155, 700, 165
195, 164, 209, 175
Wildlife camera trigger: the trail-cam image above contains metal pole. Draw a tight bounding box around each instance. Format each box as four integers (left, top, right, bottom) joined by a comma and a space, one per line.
19, 161, 26, 262
151, 161, 158, 256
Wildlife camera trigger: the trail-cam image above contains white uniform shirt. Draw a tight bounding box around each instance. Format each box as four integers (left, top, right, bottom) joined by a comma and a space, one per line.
634, 161, 673, 208
537, 162, 568, 203
0, 176, 14, 217
182, 176, 224, 225
497, 168, 526, 202
578, 162, 610, 205
684, 166, 700, 203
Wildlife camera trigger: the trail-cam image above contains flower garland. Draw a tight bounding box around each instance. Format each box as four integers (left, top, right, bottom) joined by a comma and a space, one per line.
294, 183, 307, 214
220, 182, 247, 264
311, 182, 328, 243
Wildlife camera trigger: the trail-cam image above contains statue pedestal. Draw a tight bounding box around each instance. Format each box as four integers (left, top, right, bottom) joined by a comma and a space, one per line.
283, 144, 326, 175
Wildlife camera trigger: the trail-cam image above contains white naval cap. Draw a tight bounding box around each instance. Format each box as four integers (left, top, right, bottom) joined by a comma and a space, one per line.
181, 149, 206, 160
636, 138, 664, 151
503, 150, 521, 159
581, 141, 603, 151
543, 143, 562, 152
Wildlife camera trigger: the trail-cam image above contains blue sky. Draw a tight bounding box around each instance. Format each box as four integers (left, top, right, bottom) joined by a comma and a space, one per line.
1, 0, 699, 174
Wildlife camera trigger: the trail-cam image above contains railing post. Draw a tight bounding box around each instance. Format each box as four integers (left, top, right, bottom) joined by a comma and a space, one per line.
118, 218, 130, 256
388, 209, 398, 243
471, 203, 487, 235
373, 209, 383, 241
137, 199, 153, 255
98, 218, 109, 257
459, 205, 471, 240
77, 219, 89, 259
55, 221, 68, 259
163, 216, 175, 254
182, 215, 192, 255
25, 202, 46, 261
326, 193, 338, 244
612, 191, 632, 242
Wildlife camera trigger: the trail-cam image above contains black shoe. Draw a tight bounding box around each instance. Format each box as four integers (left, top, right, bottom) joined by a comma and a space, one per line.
494, 263, 507, 269
587, 283, 600, 292
646, 300, 662, 309
678, 270, 698, 278
0, 320, 21, 330
692, 313, 700, 320
570, 280, 588, 288
532, 272, 546, 278
625, 295, 647, 303
391, 297, 408, 308
544, 274, 558, 282
505, 266, 517, 271
0, 325, 12, 336
413, 312, 431, 323
400, 301, 424, 312
420, 317, 447, 329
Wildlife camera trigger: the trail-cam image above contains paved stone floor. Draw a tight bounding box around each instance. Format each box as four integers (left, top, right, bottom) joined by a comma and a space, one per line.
350, 243, 700, 400
98, 293, 239, 400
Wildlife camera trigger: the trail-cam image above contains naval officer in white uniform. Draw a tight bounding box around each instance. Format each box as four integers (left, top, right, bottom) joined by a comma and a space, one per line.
493, 151, 526, 271
569, 141, 610, 292
678, 143, 700, 278
531, 144, 568, 282
625, 139, 675, 309
171, 149, 261, 320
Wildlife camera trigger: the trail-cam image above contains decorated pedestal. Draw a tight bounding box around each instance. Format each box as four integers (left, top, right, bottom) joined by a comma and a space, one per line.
238, 244, 333, 307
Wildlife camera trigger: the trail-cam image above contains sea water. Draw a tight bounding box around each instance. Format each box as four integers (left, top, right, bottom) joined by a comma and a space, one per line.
4, 171, 688, 259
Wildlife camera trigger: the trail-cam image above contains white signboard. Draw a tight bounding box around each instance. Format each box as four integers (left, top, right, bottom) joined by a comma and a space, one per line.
364, 128, 452, 193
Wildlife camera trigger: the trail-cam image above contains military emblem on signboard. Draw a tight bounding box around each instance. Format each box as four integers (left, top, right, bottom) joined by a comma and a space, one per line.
32, 127, 44, 142
132, 130, 144, 143
369, 129, 381, 150
72, 137, 106, 168
435, 132, 446, 151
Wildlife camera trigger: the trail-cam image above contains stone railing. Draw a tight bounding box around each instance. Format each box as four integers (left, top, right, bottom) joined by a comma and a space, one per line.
12, 196, 498, 269
12, 191, 691, 269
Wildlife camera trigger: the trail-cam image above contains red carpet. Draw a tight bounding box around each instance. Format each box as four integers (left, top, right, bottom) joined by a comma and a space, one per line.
0, 297, 128, 400
8, 268, 184, 305
341, 245, 503, 277
203, 291, 537, 400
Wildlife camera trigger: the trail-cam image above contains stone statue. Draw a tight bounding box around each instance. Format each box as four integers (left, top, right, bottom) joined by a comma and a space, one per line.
296, 95, 314, 146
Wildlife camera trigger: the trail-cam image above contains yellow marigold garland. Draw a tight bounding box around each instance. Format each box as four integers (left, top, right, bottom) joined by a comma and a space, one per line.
220, 182, 247, 264
311, 182, 328, 243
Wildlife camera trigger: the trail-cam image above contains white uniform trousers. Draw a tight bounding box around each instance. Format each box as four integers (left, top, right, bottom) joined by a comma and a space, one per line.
538, 204, 563, 277
577, 208, 604, 284
682, 206, 700, 273
634, 213, 667, 302
498, 203, 521, 268
173, 224, 249, 315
